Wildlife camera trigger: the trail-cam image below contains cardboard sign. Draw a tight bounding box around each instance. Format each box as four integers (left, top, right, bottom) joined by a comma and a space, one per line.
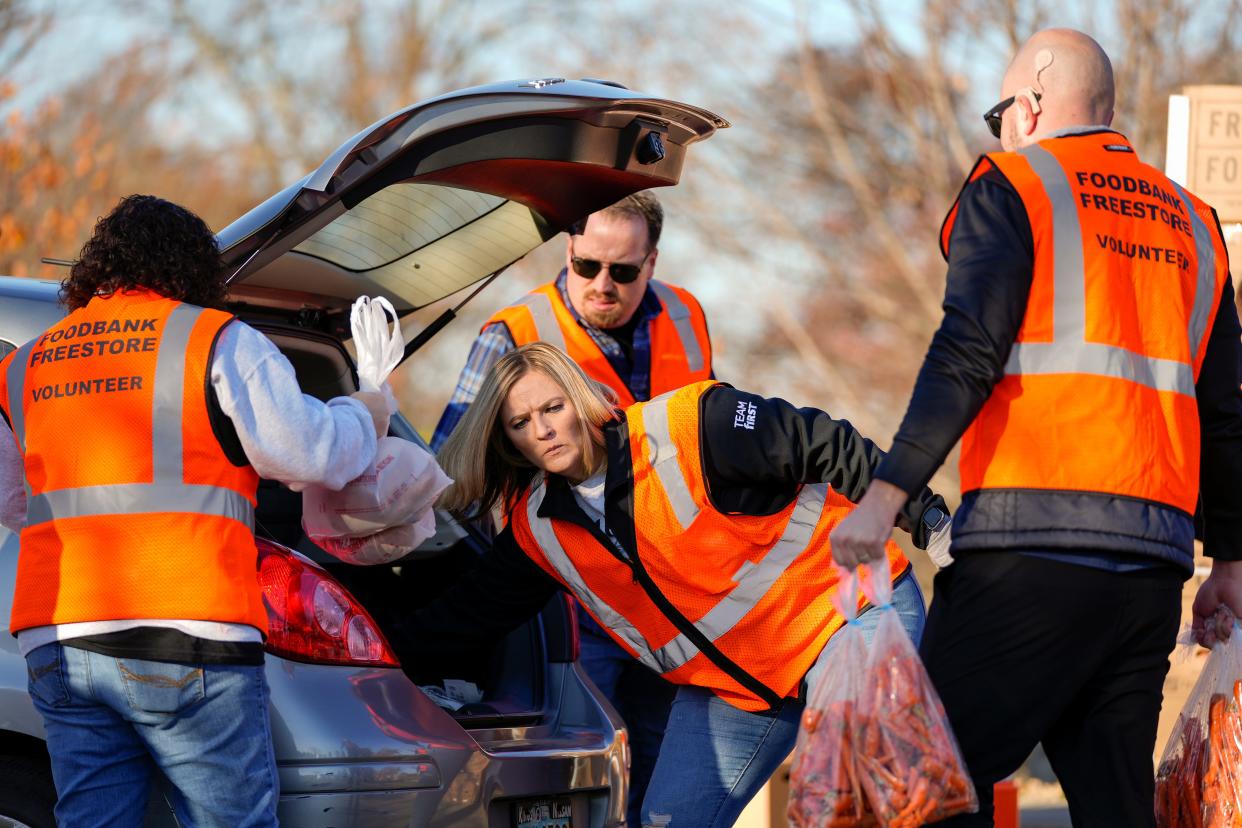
1167, 86, 1242, 222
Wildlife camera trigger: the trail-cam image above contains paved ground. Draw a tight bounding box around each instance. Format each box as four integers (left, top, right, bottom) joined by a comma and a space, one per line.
1021, 806, 1072, 827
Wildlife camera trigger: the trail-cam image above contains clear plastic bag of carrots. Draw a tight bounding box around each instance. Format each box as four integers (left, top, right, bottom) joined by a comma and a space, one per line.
1155, 619, 1242, 828
854, 567, 977, 825
788, 565, 977, 828
788, 567, 877, 827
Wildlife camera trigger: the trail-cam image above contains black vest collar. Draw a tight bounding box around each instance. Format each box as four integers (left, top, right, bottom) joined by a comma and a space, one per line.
532, 415, 638, 560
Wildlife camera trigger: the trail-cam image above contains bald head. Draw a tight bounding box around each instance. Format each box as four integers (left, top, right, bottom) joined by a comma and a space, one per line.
998, 28, 1115, 149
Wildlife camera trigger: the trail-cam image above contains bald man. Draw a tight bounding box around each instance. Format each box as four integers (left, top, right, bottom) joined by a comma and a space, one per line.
831, 28, 1242, 826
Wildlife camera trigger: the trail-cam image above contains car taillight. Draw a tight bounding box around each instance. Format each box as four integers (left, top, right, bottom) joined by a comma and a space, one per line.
256, 538, 399, 667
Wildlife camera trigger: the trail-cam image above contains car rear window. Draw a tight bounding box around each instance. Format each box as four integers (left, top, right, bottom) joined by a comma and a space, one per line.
292, 184, 544, 307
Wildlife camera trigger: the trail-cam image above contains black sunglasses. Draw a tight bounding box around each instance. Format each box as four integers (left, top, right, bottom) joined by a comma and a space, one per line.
569, 248, 651, 284
983, 91, 1041, 139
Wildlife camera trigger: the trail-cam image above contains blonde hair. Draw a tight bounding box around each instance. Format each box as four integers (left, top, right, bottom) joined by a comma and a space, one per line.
437, 342, 619, 517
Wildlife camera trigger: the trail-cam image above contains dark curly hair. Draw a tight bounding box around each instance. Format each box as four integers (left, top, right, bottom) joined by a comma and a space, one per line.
61, 195, 226, 311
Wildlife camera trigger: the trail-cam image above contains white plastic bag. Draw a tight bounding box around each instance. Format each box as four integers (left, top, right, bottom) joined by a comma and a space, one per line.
303, 436, 452, 565
313, 524, 431, 567
302, 296, 452, 565
351, 295, 402, 415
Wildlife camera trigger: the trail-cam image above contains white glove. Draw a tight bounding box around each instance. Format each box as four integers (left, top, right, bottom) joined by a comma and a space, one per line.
926, 520, 954, 569
351, 295, 403, 396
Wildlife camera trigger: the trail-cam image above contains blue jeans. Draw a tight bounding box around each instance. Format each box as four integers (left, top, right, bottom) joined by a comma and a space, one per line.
639, 571, 926, 828
579, 612, 677, 827
26, 643, 279, 828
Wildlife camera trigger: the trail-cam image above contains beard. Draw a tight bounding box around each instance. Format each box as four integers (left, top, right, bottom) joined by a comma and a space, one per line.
580, 290, 627, 328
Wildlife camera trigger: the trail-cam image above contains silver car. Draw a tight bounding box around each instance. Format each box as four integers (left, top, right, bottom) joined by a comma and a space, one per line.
0, 78, 726, 828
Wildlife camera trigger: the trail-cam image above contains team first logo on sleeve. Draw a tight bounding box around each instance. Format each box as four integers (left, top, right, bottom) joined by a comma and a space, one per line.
733, 400, 757, 430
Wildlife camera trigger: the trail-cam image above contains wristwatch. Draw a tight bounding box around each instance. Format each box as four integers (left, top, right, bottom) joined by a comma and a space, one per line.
921, 505, 950, 536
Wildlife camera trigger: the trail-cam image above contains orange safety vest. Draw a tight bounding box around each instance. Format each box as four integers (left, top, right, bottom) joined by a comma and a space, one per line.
485, 279, 712, 406
508, 381, 909, 712
0, 290, 265, 634
941, 130, 1229, 554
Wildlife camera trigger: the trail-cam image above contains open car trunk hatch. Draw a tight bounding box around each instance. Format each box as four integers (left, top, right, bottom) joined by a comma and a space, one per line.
217, 79, 727, 325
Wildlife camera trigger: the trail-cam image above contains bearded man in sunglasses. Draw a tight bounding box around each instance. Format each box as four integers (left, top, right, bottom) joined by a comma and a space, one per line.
432, 190, 713, 827
433, 193, 712, 453
830, 27, 1242, 826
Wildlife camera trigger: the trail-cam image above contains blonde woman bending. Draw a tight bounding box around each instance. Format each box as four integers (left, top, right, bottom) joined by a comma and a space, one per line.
401, 342, 948, 828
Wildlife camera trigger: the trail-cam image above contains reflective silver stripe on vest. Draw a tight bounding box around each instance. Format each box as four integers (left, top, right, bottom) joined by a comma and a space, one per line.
1002, 144, 1209, 397
6, 340, 35, 453
515, 293, 567, 353
650, 282, 705, 373
26, 484, 255, 529
1025, 145, 1086, 341
639, 395, 700, 530
152, 303, 199, 482
527, 479, 824, 677
1006, 341, 1193, 395
1170, 181, 1220, 361
647, 483, 824, 672
20, 304, 255, 530
525, 479, 671, 674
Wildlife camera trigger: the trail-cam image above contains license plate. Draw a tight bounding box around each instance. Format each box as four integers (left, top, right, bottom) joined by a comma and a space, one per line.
512, 796, 573, 828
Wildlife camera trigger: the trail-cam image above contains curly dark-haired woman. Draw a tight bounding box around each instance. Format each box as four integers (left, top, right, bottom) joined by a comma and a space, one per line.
0, 195, 389, 827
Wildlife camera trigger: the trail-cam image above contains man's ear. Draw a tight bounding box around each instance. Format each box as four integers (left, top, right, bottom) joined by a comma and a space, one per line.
1015, 86, 1041, 137
1018, 86, 1042, 115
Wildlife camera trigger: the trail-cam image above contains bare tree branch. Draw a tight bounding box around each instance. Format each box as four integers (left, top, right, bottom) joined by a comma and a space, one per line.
795, 30, 944, 322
